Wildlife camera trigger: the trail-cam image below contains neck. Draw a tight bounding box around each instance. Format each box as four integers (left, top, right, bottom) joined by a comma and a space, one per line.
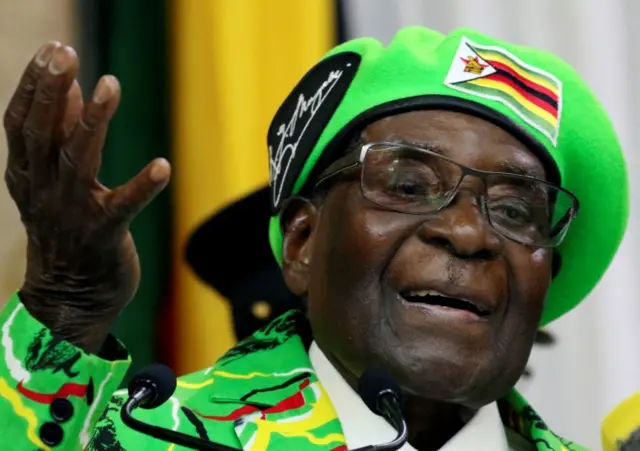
325, 350, 476, 451
403, 395, 475, 451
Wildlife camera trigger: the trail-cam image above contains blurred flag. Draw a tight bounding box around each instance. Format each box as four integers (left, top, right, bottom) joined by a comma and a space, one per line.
170, 0, 336, 374
77, 1, 171, 382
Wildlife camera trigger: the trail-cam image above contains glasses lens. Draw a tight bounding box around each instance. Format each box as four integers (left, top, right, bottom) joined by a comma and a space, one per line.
486, 174, 576, 246
359, 143, 576, 247
361, 144, 462, 213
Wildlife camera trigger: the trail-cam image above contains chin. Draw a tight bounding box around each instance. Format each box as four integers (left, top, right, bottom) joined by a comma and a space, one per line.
376, 345, 517, 407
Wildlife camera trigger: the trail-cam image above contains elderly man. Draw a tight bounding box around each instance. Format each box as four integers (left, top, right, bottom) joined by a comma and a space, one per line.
0, 26, 627, 451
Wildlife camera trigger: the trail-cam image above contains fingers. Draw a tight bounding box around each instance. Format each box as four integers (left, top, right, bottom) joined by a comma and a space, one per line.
52, 79, 83, 157
59, 75, 121, 184
23, 46, 79, 190
61, 80, 83, 140
3, 41, 59, 172
107, 158, 171, 222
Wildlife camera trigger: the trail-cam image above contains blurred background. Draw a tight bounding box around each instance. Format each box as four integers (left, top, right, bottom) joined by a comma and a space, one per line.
0, 0, 638, 448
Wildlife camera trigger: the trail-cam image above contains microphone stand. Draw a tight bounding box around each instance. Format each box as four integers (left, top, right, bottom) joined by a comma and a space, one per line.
378, 395, 408, 450
122, 393, 408, 451
121, 365, 409, 451
353, 391, 408, 451
121, 396, 239, 451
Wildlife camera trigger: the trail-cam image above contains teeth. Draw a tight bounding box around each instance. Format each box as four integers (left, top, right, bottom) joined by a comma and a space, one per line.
406, 290, 447, 297
402, 289, 487, 315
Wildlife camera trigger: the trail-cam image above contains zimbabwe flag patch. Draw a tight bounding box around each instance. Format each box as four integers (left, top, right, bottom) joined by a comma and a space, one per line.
444, 37, 563, 145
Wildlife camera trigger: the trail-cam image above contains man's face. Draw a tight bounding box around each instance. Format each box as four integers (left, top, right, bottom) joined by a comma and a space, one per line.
282, 110, 553, 407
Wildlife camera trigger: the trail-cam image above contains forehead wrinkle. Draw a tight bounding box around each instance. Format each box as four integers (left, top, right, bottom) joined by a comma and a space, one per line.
364, 130, 450, 155
362, 116, 546, 179
496, 150, 546, 179
366, 134, 543, 178
497, 161, 540, 178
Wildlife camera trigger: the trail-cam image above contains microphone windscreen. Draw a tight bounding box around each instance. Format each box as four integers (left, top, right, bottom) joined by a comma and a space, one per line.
620, 428, 640, 451
357, 369, 403, 415
602, 391, 640, 451
128, 363, 177, 409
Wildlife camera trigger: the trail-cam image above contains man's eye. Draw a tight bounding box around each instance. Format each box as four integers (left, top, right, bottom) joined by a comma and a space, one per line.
490, 200, 533, 225
387, 180, 427, 197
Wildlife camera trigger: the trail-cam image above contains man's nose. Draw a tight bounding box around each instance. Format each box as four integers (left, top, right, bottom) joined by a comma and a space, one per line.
416, 194, 501, 259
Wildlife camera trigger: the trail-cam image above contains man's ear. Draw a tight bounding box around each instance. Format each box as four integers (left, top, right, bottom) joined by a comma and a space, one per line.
281, 197, 320, 296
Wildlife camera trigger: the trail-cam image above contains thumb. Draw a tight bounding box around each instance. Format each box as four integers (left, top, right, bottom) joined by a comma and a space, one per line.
107, 158, 171, 222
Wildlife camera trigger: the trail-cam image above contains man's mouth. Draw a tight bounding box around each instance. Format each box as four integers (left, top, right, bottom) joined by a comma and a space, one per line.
399, 289, 490, 317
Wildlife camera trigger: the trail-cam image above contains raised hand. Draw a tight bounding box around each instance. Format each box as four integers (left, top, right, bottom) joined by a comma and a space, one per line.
3, 42, 171, 353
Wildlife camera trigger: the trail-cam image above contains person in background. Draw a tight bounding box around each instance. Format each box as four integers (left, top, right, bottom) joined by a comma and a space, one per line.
0, 26, 627, 450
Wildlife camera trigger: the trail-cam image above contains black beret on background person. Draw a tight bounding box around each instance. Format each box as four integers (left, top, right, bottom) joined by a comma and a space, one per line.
185, 187, 300, 339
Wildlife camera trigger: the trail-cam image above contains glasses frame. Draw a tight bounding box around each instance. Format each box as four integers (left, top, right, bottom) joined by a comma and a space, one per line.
315, 141, 580, 248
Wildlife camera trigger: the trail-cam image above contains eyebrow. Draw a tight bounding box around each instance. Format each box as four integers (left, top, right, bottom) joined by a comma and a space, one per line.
394, 138, 543, 179
395, 138, 447, 155
496, 161, 544, 179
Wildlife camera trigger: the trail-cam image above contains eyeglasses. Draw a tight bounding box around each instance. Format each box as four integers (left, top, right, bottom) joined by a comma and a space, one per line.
315, 142, 579, 248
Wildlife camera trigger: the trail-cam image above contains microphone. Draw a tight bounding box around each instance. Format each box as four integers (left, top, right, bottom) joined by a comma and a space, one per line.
602, 391, 640, 451
121, 365, 408, 451
127, 363, 176, 409
121, 364, 239, 450
352, 369, 409, 451
620, 429, 640, 451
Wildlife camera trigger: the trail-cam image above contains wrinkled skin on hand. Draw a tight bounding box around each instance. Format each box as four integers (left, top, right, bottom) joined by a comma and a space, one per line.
3, 42, 171, 353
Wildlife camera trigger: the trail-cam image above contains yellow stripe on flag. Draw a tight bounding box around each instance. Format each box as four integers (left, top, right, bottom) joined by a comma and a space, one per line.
171, 0, 335, 374
475, 50, 560, 95
469, 76, 558, 127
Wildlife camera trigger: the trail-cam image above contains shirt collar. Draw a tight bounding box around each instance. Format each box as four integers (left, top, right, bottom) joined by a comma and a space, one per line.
309, 341, 511, 451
